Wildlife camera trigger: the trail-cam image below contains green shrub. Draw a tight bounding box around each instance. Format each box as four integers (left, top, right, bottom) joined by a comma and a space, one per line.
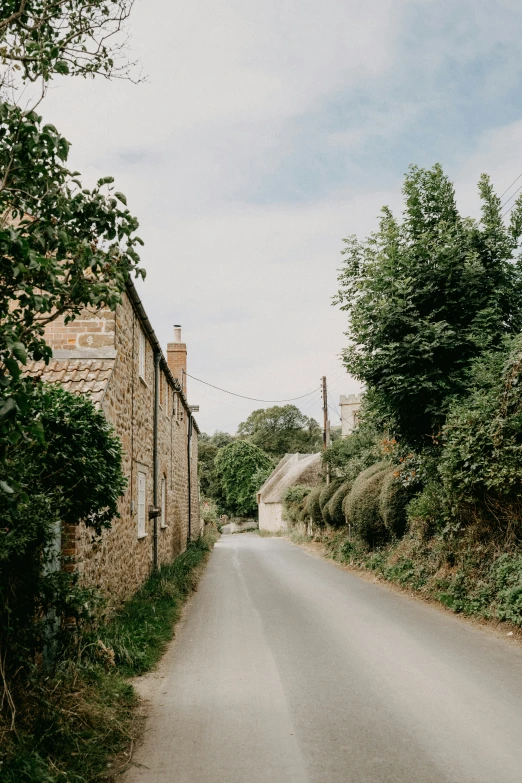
406, 481, 445, 538
319, 480, 343, 526
305, 486, 323, 525
282, 484, 311, 526
490, 554, 522, 625
326, 480, 352, 528
344, 462, 390, 545
378, 469, 410, 538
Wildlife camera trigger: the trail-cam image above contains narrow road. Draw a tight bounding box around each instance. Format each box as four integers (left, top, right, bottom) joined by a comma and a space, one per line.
125, 534, 522, 783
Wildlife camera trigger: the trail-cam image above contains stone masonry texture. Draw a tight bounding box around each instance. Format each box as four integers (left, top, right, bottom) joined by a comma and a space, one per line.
38, 295, 201, 607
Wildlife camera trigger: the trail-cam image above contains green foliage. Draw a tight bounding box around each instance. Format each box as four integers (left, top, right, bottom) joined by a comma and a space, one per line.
237, 404, 322, 459
0, 101, 143, 458
304, 485, 323, 525
319, 480, 342, 526
378, 470, 410, 538
406, 481, 445, 539
439, 338, 522, 525
0, 0, 136, 85
198, 431, 234, 502
0, 383, 126, 687
282, 484, 311, 526
98, 532, 217, 675
322, 418, 381, 481
1, 530, 218, 781
326, 480, 352, 527
344, 462, 390, 545
214, 440, 273, 517
335, 164, 522, 448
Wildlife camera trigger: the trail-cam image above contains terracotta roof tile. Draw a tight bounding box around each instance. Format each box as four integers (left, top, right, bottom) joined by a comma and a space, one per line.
25, 358, 115, 408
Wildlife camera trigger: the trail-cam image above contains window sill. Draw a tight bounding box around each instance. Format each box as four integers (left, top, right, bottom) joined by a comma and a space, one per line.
160, 524, 168, 530
139, 375, 148, 387
137, 532, 148, 540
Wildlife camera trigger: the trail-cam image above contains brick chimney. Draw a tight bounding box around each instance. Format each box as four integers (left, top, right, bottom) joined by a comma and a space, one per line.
167, 324, 187, 396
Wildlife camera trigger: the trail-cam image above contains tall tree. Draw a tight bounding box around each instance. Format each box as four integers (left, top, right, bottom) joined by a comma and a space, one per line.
334, 164, 522, 448
214, 440, 273, 517
237, 404, 322, 459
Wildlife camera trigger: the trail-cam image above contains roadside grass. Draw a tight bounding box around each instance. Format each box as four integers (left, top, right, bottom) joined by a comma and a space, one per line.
0, 526, 219, 782
288, 527, 522, 629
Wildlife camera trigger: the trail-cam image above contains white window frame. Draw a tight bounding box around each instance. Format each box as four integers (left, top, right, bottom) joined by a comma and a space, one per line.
160, 475, 167, 528
137, 470, 147, 538
139, 328, 146, 380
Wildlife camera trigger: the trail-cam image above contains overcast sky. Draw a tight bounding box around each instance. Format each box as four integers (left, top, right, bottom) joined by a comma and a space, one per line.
41, 0, 522, 434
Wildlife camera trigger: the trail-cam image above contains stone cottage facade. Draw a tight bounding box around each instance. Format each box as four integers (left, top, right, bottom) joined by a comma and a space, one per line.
26, 279, 201, 605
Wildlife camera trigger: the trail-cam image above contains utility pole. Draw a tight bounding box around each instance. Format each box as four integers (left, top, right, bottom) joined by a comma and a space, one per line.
321, 376, 331, 484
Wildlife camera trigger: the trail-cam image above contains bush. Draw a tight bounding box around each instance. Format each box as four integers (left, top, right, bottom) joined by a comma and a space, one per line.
406, 482, 445, 539
344, 462, 390, 545
304, 486, 323, 525
319, 480, 343, 526
439, 338, 522, 537
0, 383, 126, 685
282, 485, 311, 526
378, 470, 410, 538
326, 480, 352, 528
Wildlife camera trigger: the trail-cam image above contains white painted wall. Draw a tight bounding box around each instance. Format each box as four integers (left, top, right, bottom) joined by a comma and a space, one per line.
258, 502, 287, 532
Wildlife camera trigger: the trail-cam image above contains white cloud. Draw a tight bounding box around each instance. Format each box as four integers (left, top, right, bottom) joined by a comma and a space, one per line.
30, 0, 522, 433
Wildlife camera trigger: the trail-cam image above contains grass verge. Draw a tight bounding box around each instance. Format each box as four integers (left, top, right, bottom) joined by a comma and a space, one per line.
0, 526, 219, 782
287, 527, 522, 630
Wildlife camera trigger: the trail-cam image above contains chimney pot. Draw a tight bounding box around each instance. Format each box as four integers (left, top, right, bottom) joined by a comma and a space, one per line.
173, 325, 182, 343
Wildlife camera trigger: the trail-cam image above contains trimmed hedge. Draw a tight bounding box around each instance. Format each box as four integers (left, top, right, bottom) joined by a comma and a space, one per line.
326, 480, 352, 528
379, 470, 410, 538
305, 486, 323, 525
344, 462, 390, 545
320, 480, 343, 526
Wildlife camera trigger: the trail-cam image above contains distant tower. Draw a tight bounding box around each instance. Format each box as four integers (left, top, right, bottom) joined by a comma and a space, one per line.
339, 394, 363, 437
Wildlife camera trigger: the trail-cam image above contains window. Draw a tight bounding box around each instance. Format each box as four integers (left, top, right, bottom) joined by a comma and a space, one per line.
139, 329, 146, 380
137, 470, 147, 538
160, 475, 167, 528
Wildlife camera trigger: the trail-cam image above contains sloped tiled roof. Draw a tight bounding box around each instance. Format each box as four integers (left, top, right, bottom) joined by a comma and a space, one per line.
25, 358, 115, 408
258, 452, 322, 504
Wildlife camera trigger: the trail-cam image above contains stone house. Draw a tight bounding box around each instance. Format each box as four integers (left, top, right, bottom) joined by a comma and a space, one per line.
339, 393, 363, 437
26, 279, 201, 605
257, 453, 322, 532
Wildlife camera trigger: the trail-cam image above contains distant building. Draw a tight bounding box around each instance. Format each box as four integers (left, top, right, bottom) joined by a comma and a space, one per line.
257, 453, 322, 532
339, 393, 363, 437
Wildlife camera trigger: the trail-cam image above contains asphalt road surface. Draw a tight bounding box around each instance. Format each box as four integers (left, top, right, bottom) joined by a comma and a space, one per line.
125, 534, 522, 783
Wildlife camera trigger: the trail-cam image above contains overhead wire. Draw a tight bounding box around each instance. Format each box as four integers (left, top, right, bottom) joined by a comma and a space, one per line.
185, 371, 320, 404
499, 172, 522, 201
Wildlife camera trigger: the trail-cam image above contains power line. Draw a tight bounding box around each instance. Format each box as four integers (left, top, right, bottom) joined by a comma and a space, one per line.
185, 372, 320, 403
499, 172, 522, 201
501, 183, 522, 212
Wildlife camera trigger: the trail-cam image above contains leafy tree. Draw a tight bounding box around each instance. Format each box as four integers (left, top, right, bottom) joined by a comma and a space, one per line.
237, 404, 322, 459
0, 0, 136, 88
214, 440, 273, 517
334, 164, 522, 449
0, 383, 126, 680
198, 431, 234, 500
0, 1, 143, 471
439, 336, 522, 530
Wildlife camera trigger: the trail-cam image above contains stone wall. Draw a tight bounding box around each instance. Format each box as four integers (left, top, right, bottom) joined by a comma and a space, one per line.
43, 295, 201, 606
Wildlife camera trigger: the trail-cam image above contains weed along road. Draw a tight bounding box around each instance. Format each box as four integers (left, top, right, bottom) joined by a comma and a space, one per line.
125, 534, 522, 783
